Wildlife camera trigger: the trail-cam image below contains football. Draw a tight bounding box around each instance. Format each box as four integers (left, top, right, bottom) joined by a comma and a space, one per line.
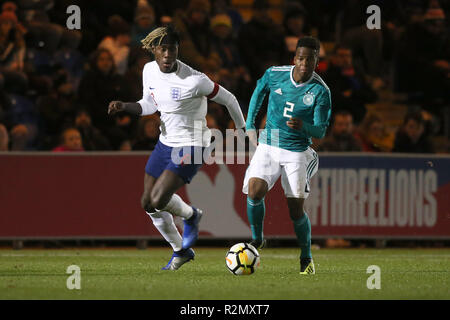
225, 242, 260, 275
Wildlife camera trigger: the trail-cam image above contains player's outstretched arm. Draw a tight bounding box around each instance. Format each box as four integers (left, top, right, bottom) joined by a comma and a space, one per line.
245, 70, 270, 147
108, 101, 143, 115
208, 84, 245, 129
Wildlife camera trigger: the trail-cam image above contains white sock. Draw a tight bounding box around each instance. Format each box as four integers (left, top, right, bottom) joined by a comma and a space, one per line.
162, 193, 194, 220
146, 211, 182, 252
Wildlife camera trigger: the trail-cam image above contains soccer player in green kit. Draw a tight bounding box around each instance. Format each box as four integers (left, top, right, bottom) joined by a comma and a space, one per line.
242, 36, 331, 274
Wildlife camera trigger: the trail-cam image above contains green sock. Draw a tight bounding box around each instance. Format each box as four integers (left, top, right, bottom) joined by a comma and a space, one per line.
292, 212, 312, 259
247, 196, 265, 242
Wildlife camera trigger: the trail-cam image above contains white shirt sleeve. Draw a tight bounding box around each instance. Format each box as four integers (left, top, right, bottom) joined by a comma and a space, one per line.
194, 74, 215, 97
194, 73, 245, 129
210, 85, 246, 129
137, 64, 158, 116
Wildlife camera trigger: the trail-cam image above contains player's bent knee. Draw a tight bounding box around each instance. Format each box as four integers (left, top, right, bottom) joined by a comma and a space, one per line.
141, 195, 154, 213
150, 194, 170, 211
248, 187, 266, 201
248, 178, 268, 201
143, 203, 155, 213
289, 210, 305, 221
287, 198, 305, 221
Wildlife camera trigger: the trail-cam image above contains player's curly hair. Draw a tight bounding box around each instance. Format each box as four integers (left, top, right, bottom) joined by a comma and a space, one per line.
141, 25, 180, 51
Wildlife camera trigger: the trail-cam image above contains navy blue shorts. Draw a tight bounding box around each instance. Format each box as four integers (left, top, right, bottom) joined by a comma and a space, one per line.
145, 140, 204, 184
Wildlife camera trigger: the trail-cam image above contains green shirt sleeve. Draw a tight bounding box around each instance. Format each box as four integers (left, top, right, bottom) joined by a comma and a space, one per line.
302, 88, 332, 138
246, 68, 270, 130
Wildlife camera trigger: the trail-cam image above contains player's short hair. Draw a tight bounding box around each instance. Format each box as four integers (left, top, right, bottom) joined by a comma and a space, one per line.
296, 36, 320, 52
141, 25, 180, 51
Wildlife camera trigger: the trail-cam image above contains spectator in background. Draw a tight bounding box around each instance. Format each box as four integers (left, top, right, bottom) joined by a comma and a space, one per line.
9, 123, 33, 150
336, 0, 385, 91
16, 0, 63, 54
107, 122, 133, 151
106, 108, 138, 151
140, 0, 183, 24
396, 7, 450, 104
70, 1, 110, 55
125, 53, 152, 102
317, 110, 362, 152
52, 127, 84, 152
0, 10, 27, 94
132, 116, 160, 151
238, 0, 286, 83
118, 139, 132, 151
211, 0, 244, 39
52, 17, 84, 92
98, 15, 131, 75
45, 0, 83, 50
0, 122, 8, 150
53, 46, 84, 92
2, 90, 39, 151
111, 111, 136, 137
2, 2, 20, 16
36, 68, 78, 149
172, 0, 222, 75
78, 48, 130, 132
280, 2, 328, 71
131, 5, 156, 48
282, 3, 308, 64
210, 13, 252, 103
323, 44, 377, 124
354, 113, 390, 152
75, 109, 112, 151
392, 111, 434, 153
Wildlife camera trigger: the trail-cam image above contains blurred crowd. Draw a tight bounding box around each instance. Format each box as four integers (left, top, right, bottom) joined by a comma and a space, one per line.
0, 0, 449, 153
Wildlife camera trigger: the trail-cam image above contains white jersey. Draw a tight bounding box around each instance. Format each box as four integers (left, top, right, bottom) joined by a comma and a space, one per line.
137, 60, 216, 147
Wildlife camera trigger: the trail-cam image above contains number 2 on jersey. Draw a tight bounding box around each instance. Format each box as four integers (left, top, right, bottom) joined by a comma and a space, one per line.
283, 102, 295, 119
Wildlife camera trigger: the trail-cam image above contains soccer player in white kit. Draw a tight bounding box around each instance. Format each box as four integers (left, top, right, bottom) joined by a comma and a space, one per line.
108, 26, 245, 270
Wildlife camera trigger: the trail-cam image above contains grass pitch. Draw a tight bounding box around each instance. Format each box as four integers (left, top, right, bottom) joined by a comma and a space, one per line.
0, 247, 448, 300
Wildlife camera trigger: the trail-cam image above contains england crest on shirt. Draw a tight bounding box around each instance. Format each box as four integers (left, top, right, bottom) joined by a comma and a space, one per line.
303, 91, 315, 106
170, 87, 181, 100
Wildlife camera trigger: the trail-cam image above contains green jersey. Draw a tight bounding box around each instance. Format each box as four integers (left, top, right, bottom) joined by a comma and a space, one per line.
246, 66, 332, 152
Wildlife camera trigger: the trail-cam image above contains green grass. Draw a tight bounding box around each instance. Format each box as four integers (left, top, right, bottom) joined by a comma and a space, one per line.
0, 247, 449, 300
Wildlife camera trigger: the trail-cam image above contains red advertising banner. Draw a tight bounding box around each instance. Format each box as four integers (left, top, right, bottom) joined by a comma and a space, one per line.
0, 153, 449, 239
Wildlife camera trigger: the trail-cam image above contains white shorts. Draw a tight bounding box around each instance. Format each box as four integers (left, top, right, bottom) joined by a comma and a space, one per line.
242, 143, 318, 198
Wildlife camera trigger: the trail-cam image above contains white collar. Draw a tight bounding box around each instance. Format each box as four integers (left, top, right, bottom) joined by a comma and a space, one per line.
156, 60, 179, 78
290, 66, 314, 87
